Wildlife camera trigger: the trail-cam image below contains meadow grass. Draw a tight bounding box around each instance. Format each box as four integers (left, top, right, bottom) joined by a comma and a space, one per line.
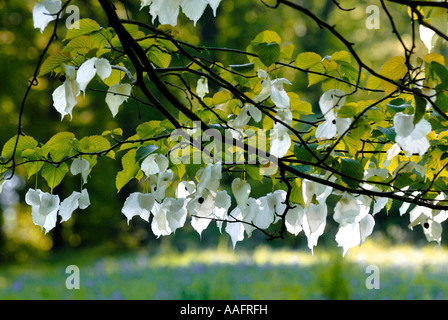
0, 240, 447, 300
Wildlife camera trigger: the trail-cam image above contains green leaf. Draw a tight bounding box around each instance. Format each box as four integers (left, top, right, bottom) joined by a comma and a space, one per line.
435, 94, 448, 113
337, 103, 358, 118
294, 143, 318, 163
136, 121, 164, 139
295, 52, 322, 69
413, 90, 427, 125
246, 165, 263, 182
147, 47, 171, 68
65, 18, 101, 41
257, 42, 280, 68
339, 158, 364, 188
1, 135, 39, 160
135, 145, 159, 165
116, 149, 141, 192
230, 63, 255, 76
42, 132, 76, 162
39, 51, 72, 77
377, 126, 397, 141
41, 162, 69, 190
289, 178, 304, 206
79, 135, 111, 153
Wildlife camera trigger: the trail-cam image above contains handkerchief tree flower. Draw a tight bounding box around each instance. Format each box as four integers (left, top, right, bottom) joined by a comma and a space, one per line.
4, 0, 448, 256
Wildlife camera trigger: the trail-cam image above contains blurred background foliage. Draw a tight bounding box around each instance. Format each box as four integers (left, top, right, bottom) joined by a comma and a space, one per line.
0, 0, 442, 263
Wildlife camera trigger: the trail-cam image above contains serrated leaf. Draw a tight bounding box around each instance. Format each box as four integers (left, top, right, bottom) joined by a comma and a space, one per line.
147, 47, 171, 68
379, 56, 407, 95
79, 135, 111, 154
257, 42, 280, 68
39, 51, 72, 77
1, 135, 39, 160
65, 18, 100, 41
63, 35, 95, 55
42, 132, 76, 162
296, 52, 322, 69
136, 121, 164, 139
294, 143, 318, 163
116, 149, 140, 192
41, 162, 68, 190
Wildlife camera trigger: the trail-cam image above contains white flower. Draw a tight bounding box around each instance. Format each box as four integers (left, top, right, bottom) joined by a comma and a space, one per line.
151, 197, 188, 237
269, 108, 293, 158
149, 170, 174, 202
333, 192, 375, 256
406, 194, 448, 245
420, 25, 437, 53
302, 202, 327, 254
196, 77, 209, 99
285, 204, 305, 236
382, 143, 401, 168
141, 153, 169, 177
228, 104, 262, 139
253, 190, 286, 230
121, 192, 156, 224
302, 178, 332, 209
231, 178, 251, 208
106, 83, 133, 117
141, 0, 221, 26
254, 69, 292, 109
175, 180, 196, 199
195, 162, 222, 194
33, 0, 61, 33
25, 189, 60, 234
393, 112, 432, 157
188, 190, 231, 236
76, 57, 112, 94
315, 89, 350, 140
52, 65, 80, 120
70, 158, 90, 185
225, 197, 258, 248
59, 189, 90, 223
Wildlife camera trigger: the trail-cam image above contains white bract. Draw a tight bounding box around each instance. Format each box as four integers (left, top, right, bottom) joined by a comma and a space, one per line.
76, 58, 112, 94
195, 162, 222, 194
269, 109, 292, 158
33, 0, 61, 33
70, 158, 90, 185
285, 205, 305, 236
151, 197, 187, 237
393, 112, 432, 157
225, 197, 258, 248
59, 189, 90, 223
188, 190, 231, 236
25, 189, 60, 234
228, 104, 262, 138
150, 170, 174, 202
105, 83, 133, 117
254, 69, 292, 109
333, 192, 375, 256
302, 202, 327, 254
315, 89, 350, 140
52, 65, 80, 120
140, 0, 221, 27
141, 153, 169, 177
196, 77, 209, 99
419, 25, 437, 53
121, 192, 156, 223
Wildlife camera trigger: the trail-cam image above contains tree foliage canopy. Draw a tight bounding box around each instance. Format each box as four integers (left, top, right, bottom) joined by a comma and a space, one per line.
2, 0, 448, 255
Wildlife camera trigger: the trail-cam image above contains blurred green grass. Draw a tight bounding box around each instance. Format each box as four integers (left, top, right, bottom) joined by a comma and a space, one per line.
1, 240, 448, 300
